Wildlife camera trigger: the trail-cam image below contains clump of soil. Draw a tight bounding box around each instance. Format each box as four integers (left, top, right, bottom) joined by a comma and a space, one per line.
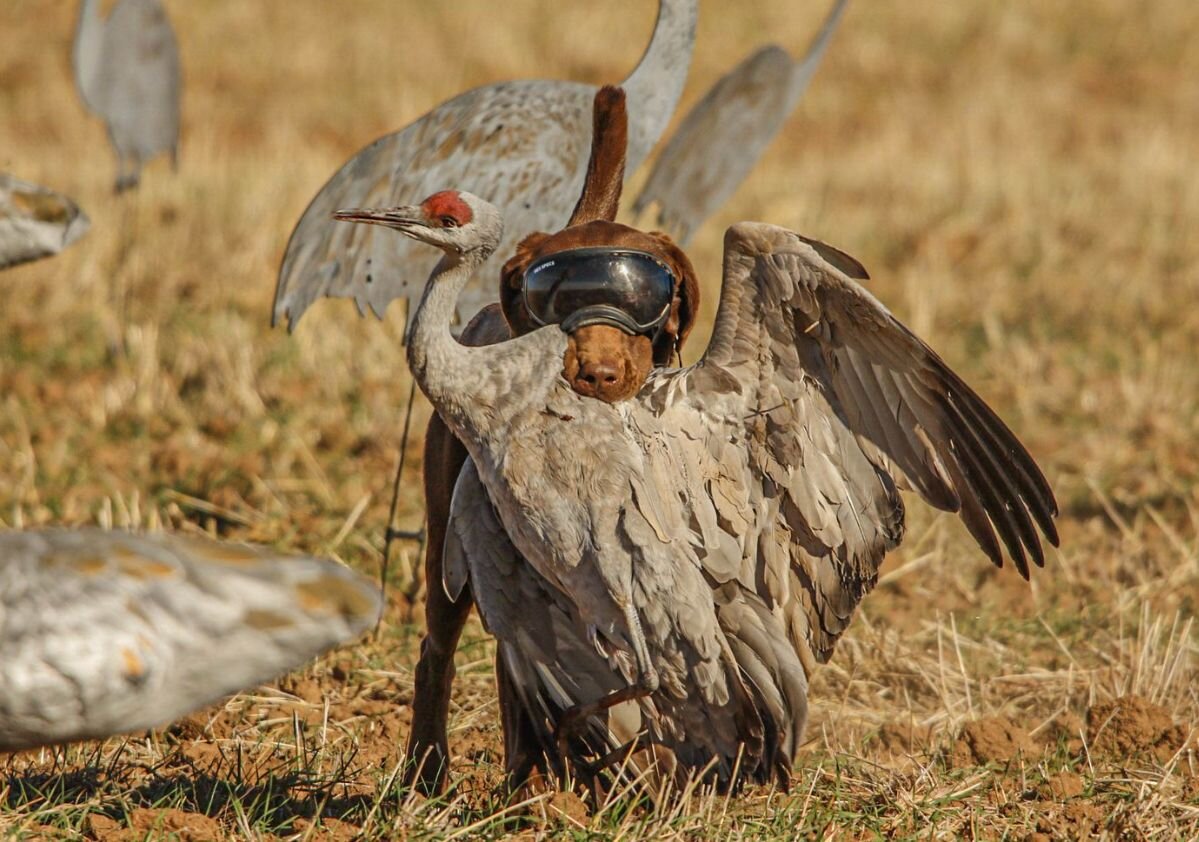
871, 719, 935, 761
1038, 770, 1085, 801
951, 715, 1036, 767
1086, 695, 1192, 763
87, 809, 225, 841
1024, 801, 1105, 842
544, 791, 590, 825
868, 719, 940, 772
1038, 710, 1085, 755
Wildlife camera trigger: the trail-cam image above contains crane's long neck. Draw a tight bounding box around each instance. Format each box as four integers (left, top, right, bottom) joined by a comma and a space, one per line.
408, 252, 482, 408
73, 0, 105, 112
620, 0, 697, 171
408, 245, 566, 445
408, 246, 536, 444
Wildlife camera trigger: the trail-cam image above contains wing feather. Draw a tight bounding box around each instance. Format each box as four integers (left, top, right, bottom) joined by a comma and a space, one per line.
711, 222, 1056, 572
643, 219, 1056, 665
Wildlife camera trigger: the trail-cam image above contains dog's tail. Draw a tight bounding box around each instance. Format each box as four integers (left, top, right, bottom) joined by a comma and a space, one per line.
568, 85, 627, 227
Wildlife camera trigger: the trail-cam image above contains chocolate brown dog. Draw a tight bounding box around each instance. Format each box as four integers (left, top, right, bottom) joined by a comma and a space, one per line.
405, 86, 700, 793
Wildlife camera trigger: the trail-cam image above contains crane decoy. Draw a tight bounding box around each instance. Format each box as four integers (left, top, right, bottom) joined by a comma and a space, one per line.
73, 0, 181, 193
0, 174, 90, 270
273, 0, 851, 334
401, 86, 705, 793
333, 189, 1057, 789
0, 529, 380, 753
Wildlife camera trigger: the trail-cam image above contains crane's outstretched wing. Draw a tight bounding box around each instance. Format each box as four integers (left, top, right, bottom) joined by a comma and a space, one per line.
273, 83, 595, 333
0, 529, 380, 752
642, 221, 1057, 661
632, 0, 849, 243
0, 174, 90, 270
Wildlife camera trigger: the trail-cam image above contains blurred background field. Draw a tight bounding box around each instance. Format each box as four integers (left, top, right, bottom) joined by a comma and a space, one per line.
1, 1, 1198, 838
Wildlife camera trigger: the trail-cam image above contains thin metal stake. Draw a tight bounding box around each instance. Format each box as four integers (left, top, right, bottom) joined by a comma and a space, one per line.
380, 378, 425, 624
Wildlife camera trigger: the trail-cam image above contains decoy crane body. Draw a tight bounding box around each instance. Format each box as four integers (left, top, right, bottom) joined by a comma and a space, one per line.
0, 174, 90, 270
73, 0, 180, 192
337, 187, 1058, 786
402, 87, 705, 792
0, 529, 380, 752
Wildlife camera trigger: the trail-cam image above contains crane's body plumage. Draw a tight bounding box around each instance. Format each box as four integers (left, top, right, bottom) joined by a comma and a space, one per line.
0, 174, 90, 270
274, 0, 697, 334
73, 0, 180, 192
0, 529, 380, 753
389, 193, 1057, 786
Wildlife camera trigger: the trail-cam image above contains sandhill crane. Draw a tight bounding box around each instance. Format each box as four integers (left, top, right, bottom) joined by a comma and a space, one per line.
334, 191, 1057, 787
73, 0, 181, 193
273, 1, 851, 334
0, 529, 380, 752
0, 174, 90, 270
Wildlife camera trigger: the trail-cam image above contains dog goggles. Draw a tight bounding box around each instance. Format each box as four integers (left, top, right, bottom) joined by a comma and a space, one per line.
523, 247, 675, 335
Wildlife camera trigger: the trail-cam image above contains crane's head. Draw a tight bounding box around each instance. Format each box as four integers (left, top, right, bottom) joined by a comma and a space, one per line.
333, 191, 502, 258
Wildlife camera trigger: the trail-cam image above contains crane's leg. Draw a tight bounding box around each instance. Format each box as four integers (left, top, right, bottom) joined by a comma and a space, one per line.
111, 139, 141, 194
114, 158, 142, 193
113, 157, 130, 194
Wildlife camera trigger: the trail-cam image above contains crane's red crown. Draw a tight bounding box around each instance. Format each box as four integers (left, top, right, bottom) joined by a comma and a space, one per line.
421, 191, 473, 227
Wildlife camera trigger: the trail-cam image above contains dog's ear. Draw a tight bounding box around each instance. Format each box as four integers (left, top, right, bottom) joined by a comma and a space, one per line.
500, 231, 550, 334
670, 244, 701, 351
646, 231, 700, 364
567, 86, 627, 226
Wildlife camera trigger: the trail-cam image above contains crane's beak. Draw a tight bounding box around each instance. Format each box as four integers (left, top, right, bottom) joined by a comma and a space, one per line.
332, 206, 427, 232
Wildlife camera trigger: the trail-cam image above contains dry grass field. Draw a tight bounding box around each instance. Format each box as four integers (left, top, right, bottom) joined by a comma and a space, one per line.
2, 0, 1199, 838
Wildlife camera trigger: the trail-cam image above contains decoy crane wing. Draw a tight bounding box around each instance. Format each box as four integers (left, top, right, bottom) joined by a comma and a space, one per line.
633, 0, 850, 243
0, 529, 380, 751
0, 174, 90, 270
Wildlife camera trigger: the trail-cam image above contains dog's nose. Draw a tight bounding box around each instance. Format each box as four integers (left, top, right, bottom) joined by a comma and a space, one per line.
573, 359, 621, 397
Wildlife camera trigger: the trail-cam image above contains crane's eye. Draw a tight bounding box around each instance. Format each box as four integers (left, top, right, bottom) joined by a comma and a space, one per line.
440, 216, 459, 228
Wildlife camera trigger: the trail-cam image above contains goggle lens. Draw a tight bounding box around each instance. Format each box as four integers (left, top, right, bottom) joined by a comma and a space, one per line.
523, 248, 675, 334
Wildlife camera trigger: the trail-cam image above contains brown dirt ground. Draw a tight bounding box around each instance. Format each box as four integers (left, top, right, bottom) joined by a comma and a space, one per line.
3, 0, 1199, 837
